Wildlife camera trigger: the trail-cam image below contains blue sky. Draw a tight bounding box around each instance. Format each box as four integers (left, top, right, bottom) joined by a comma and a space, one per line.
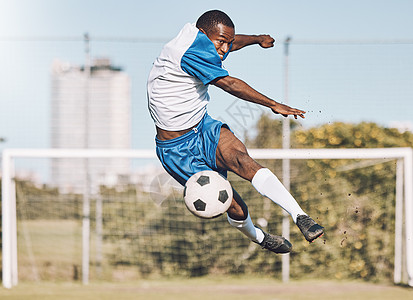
1, 0, 413, 153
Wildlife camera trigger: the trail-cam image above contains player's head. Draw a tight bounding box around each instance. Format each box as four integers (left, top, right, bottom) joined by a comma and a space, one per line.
196, 10, 235, 34
196, 10, 235, 60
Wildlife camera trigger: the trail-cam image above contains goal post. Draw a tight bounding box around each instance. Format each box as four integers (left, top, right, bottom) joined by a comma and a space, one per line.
2, 147, 412, 288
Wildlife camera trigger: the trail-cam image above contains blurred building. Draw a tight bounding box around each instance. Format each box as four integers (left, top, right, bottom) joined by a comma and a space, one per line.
51, 58, 131, 192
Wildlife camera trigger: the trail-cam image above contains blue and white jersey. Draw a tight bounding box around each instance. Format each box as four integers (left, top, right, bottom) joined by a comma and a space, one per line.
147, 23, 230, 131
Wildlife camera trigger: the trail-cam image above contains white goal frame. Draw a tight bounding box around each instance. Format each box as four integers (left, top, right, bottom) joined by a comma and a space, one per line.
2, 147, 413, 288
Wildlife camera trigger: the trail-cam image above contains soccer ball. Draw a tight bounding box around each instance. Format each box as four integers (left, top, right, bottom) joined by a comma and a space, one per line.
184, 170, 233, 219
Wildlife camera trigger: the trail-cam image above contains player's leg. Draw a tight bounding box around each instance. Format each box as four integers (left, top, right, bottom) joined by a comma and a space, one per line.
216, 127, 324, 242
216, 126, 306, 221
226, 188, 259, 241
227, 188, 291, 253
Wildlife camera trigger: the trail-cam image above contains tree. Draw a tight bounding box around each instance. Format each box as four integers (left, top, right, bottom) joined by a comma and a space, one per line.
246, 115, 413, 281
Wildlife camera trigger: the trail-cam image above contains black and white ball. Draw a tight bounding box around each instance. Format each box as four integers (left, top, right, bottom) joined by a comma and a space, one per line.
184, 170, 233, 219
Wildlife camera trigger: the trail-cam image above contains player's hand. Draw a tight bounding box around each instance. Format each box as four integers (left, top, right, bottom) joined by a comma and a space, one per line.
271, 103, 306, 119
258, 35, 275, 48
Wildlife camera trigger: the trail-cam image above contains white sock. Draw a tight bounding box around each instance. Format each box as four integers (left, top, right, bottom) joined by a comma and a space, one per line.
252, 168, 306, 223
227, 213, 265, 243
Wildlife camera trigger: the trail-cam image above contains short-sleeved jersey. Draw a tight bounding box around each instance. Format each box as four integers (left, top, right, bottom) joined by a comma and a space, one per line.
147, 23, 230, 131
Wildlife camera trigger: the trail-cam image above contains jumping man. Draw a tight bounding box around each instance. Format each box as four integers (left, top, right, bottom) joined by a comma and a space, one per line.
147, 10, 324, 254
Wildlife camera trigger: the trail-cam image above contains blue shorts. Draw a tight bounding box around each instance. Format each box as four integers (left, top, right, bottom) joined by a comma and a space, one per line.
156, 113, 229, 186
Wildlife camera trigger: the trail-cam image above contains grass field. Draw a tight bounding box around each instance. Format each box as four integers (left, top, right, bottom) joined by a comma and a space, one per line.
9, 219, 412, 299
0, 278, 412, 300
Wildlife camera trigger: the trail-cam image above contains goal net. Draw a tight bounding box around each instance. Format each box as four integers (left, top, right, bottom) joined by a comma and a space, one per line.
2, 148, 412, 288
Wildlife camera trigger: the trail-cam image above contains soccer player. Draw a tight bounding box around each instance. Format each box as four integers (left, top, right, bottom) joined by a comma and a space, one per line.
147, 10, 324, 254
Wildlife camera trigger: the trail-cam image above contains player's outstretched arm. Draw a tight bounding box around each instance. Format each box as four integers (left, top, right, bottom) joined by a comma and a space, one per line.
212, 76, 305, 119
231, 34, 275, 52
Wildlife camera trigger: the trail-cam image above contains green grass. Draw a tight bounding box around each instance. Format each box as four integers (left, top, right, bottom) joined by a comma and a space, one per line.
17, 220, 82, 281
7, 220, 413, 299
0, 278, 412, 300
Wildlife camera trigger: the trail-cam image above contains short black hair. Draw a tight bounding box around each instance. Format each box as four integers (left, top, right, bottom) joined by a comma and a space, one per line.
196, 10, 235, 34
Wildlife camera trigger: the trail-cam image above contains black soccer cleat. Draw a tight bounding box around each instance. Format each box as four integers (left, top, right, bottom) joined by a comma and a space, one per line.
296, 214, 324, 243
254, 227, 292, 254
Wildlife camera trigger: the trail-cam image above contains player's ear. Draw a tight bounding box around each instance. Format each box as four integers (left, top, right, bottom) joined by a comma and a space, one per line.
199, 28, 207, 35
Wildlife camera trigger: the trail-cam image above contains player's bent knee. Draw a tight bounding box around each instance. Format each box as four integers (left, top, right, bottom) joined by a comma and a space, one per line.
217, 127, 262, 180
230, 150, 262, 180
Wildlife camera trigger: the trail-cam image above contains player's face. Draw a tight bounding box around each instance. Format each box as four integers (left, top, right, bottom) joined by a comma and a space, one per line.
202, 24, 235, 60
